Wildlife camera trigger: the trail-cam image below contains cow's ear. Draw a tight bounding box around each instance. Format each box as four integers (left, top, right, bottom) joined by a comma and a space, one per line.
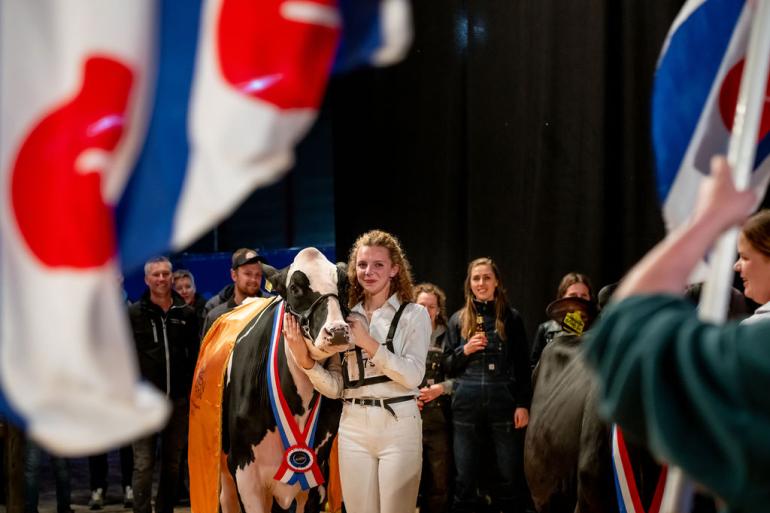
264, 265, 289, 297
336, 262, 348, 288
336, 263, 349, 305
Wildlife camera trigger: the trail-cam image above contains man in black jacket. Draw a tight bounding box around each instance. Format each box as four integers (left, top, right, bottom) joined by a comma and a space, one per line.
128, 256, 198, 513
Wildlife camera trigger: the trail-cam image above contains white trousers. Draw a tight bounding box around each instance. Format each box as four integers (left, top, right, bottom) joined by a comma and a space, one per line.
338, 400, 423, 513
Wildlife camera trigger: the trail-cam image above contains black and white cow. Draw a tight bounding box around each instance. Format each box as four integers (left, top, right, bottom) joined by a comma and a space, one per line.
220, 248, 351, 513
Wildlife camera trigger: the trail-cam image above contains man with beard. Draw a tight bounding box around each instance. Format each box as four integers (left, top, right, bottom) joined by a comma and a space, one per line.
202, 248, 267, 335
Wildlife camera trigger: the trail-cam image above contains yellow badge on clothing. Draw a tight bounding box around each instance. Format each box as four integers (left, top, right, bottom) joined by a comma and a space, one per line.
563, 310, 585, 335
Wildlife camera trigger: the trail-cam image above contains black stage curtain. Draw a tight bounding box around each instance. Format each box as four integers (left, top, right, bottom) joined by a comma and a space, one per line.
331, 0, 687, 335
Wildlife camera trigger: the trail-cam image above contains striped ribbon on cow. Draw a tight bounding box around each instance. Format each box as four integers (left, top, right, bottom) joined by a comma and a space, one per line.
267, 300, 325, 490
611, 424, 668, 513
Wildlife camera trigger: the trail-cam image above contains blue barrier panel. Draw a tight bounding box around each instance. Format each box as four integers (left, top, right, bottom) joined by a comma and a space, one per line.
124, 245, 336, 302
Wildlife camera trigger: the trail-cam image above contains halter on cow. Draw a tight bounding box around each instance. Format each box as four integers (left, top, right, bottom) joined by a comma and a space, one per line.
190, 248, 352, 513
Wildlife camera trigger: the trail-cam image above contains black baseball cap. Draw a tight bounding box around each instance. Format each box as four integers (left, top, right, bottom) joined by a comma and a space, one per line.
231, 248, 267, 269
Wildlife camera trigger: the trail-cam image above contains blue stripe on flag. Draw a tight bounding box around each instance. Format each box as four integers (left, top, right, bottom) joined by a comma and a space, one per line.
755, 131, 770, 170
334, 0, 382, 73
116, 0, 201, 272
652, 0, 744, 201
0, 387, 26, 428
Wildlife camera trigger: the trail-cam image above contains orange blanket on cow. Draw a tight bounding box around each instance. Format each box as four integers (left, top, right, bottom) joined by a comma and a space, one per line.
189, 296, 276, 513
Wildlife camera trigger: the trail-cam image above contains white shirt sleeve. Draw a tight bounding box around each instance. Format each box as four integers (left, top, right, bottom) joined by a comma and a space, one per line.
370, 304, 431, 389
302, 352, 343, 399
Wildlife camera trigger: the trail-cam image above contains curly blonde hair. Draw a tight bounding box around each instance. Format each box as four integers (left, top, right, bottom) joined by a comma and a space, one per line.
347, 230, 414, 308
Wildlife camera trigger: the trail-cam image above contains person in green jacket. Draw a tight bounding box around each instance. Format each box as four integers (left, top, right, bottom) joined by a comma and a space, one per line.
585, 155, 770, 513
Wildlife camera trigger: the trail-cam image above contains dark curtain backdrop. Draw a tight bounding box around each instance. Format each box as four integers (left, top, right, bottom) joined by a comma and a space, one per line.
331, 0, 686, 336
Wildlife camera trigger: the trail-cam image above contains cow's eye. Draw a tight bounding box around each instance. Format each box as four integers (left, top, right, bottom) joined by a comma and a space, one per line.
290, 284, 302, 296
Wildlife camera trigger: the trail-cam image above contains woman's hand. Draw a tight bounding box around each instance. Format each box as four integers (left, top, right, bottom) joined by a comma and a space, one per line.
418, 383, 445, 404
514, 407, 529, 429
347, 313, 369, 342
615, 155, 757, 301
283, 314, 315, 370
463, 332, 488, 355
347, 314, 380, 356
693, 156, 756, 232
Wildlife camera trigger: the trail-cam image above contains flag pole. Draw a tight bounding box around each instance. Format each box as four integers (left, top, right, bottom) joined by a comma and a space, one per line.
660, 1, 770, 512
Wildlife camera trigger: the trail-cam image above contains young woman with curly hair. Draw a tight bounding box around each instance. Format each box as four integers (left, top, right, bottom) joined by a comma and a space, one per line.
284, 229, 431, 513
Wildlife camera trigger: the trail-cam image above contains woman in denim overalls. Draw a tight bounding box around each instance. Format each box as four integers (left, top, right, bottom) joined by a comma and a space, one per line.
445, 257, 532, 513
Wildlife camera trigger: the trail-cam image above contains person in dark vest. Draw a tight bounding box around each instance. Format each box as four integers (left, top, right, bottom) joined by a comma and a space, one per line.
414, 282, 453, 513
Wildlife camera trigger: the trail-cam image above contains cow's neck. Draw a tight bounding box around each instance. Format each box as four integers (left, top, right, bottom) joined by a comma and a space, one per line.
283, 342, 316, 410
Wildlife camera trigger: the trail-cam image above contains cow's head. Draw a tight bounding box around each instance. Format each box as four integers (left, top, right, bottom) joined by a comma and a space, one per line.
265, 247, 353, 359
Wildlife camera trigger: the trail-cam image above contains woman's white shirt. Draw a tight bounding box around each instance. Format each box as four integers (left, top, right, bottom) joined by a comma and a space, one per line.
303, 293, 431, 399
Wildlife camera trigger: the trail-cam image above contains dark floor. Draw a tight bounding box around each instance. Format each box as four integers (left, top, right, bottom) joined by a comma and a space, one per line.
12, 452, 190, 513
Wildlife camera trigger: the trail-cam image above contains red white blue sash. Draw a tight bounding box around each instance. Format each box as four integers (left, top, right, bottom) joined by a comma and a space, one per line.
267, 300, 325, 490
611, 424, 667, 513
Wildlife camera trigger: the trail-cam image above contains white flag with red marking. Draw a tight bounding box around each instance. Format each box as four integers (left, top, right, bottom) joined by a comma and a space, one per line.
0, 0, 412, 455
0, 0, 169, 455
173, 0, 343, 248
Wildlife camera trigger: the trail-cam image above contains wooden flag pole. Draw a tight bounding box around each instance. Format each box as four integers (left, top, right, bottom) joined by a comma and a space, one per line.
660, 1, 770, 512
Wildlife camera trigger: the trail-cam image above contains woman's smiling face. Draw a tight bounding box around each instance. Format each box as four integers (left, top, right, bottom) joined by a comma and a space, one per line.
470, 264, 498, 302
356, 245, 398, 298
735, 232, 770, 304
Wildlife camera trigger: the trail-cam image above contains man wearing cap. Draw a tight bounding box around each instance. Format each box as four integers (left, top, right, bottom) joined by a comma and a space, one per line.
202, 248, 266, 335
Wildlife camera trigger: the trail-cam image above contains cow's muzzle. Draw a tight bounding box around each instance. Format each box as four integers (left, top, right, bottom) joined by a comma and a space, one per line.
325, 325, 350, 346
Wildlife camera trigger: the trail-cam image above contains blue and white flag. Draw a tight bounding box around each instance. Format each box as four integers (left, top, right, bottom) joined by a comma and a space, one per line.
653, 0, 770, 232
0, 0, 411, 455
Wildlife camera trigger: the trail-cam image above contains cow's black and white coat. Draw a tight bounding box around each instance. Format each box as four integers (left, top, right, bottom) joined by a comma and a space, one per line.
220, 248, 350, 513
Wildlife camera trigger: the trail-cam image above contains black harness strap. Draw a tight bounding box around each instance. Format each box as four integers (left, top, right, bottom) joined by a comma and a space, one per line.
384, 301, 409, 352
342, 302, 409, 389
342, 395, 415, 417
285, 292, 344, 339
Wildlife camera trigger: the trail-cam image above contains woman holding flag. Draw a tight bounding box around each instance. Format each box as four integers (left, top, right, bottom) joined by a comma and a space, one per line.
586, 156, 770, 512
283, 230, 431, 513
